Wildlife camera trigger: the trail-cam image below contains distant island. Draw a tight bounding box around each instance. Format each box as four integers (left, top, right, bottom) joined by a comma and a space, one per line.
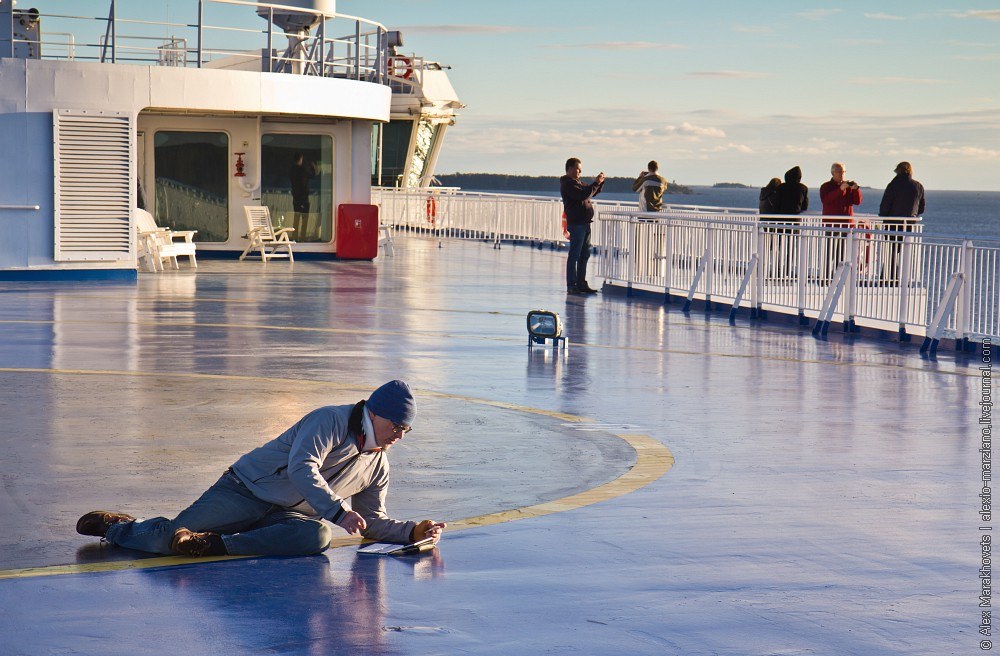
433, 173, 693, 195
712, 182, 752, 189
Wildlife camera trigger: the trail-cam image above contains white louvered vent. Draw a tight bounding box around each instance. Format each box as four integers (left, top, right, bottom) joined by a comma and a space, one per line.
54, 109, 134, 261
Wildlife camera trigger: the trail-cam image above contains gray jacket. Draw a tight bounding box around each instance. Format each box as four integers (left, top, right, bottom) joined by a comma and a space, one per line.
230, 403, 415, 544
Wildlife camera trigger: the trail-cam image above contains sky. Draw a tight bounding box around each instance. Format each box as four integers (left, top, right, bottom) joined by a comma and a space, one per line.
27, 1, 1000, 190
342, 0, 1000, 191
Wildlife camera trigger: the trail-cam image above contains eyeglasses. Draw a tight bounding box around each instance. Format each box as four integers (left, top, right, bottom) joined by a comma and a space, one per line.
392, 423, 412, 435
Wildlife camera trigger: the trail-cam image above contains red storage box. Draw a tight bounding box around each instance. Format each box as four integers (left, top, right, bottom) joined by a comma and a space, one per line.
336, 204, 379, 260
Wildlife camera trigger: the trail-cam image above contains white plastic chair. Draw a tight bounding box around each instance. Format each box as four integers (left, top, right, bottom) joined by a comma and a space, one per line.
134, 208, 197, 272
240, 206, 295, 262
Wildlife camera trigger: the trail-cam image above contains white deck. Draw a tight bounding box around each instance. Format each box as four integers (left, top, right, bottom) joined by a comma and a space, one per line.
0, 235, 985, 655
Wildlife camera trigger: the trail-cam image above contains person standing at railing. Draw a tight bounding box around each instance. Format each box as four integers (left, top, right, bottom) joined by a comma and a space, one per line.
878, 161, 925, 285
819, 162, 863, 280
767, 166, 810, 278
775, 166, 809, 215
632, 160, 667, 212
758, 177, 782, 214
560, 157, 605, 295
820, 162, 863, 219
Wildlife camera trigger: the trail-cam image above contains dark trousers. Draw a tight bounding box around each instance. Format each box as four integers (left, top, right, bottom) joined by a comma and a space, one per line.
823, 220, 851, 280
566, 223, 592, 288
882, 219, 911, 283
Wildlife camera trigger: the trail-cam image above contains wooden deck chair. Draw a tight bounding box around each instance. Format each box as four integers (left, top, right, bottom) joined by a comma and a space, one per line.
378, 223, 395, 256
134, 208, 197, 272
240, 205, 296, 262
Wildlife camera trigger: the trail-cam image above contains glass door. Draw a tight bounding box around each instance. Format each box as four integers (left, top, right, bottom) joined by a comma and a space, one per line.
260, 134, 334, 243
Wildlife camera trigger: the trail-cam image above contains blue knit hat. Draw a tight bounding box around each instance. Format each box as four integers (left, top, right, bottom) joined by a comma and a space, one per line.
366, 380, 416, 426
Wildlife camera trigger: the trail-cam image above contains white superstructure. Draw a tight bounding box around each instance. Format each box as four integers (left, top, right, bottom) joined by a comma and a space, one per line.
0, 0, 461, 277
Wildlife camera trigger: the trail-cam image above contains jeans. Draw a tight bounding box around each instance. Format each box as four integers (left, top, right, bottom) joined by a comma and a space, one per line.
104, 471, 332, 556
566, 223, 592, 287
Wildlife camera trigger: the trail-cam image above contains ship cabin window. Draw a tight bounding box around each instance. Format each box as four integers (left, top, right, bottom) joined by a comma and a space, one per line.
153, 131, 229, 242
261, 134, 334, 243
379, 120, 414, 188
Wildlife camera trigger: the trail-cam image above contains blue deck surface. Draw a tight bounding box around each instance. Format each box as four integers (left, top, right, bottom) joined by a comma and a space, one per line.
0, 236, 982, 655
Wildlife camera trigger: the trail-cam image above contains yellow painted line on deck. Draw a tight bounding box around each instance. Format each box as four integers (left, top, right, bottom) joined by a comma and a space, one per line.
0, 370, 669, 580
446, 433, 673, 531
0, 433, 672, 581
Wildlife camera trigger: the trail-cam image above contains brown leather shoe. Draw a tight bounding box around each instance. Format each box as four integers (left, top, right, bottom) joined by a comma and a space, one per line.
76, 511, 135, 537
170, 528, 226, 557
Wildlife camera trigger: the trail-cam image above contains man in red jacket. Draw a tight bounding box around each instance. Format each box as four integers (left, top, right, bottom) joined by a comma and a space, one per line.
819, 162, 862, 280
819, 162, 862, 223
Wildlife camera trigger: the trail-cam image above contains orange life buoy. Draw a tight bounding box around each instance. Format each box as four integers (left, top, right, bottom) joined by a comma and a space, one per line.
426, 196, 437, 224
388, 56, 413, 80
561, 211, 569, 239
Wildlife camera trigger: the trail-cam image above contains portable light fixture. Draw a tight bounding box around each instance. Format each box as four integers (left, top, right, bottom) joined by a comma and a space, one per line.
527, 309, 567, 349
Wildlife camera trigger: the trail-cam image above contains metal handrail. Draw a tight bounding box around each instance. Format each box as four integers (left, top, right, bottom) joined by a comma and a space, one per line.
373, 187, 999, 343
2, 0, 388, 83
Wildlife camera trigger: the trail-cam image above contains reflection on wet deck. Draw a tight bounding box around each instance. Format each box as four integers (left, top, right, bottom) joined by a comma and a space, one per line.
0, 236, 982, 655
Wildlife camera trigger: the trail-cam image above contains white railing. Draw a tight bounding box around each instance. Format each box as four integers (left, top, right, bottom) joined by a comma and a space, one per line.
373, 187, 999, 343
373, 187, 638, 247
600, 211, 999, 343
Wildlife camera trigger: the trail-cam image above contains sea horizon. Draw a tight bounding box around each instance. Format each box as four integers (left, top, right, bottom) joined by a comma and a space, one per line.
453, 185, 1000, 243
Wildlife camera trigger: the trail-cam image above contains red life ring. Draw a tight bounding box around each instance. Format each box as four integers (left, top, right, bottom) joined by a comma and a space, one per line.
426, 196, 437, 224
561, 211, 569, 239
855, 220, 873, 275
388, 56, 413, 80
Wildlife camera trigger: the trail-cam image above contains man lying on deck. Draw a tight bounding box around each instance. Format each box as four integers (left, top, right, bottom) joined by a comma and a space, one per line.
76, 380, 446, 557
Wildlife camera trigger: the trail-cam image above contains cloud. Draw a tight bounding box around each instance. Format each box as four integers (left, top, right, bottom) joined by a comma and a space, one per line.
733, 25, 773, 34
705, 143, 754, 154
435, 107, 1000, 189
686, 70, 768, 79
443, 116, 728, 158
781, 137, 843, 155
542, 41, 685, 50
796, 9, 841, 20
851, 76, 946, 85
952, 54, 1000, 61
397, 24, 530, 34
864, 12, 905, 20
926, 145, 1000, 158
954, 10, 1000, 21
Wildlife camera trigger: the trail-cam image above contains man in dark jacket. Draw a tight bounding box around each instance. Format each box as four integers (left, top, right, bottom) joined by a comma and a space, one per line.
560, 157, 605, 294
878, 161, 925, 283
761, 167, 809, 277
775, 166, 809, 215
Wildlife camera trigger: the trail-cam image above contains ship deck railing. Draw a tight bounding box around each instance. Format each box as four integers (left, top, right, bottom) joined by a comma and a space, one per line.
0, 0, 391, 83
373, 186, 1000, 343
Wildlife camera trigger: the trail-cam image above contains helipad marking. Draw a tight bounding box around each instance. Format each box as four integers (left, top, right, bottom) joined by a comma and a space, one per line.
0, 368, 672, 580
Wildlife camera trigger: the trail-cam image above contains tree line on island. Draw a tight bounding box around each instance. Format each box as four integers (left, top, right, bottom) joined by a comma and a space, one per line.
433, 173, 693, 195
